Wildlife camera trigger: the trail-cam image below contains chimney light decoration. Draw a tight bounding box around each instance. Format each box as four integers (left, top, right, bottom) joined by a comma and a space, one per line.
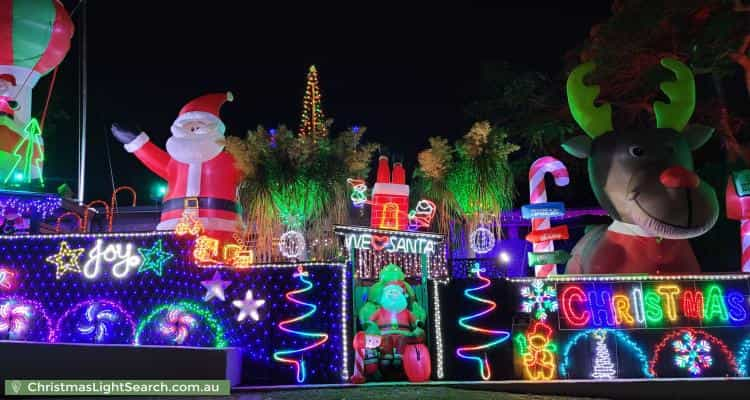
372, 156, 409, 230
348, 155, 436, 231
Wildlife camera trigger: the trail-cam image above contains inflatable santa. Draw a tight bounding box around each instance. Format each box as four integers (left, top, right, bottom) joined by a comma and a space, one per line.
352, 264, 431, 383
111, 92, 243, 243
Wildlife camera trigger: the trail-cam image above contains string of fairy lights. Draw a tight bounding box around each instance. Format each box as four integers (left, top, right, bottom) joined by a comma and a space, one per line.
299, 65, 325, 137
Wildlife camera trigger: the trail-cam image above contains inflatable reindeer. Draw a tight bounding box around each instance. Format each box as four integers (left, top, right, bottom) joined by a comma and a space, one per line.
563, 59, 719, 274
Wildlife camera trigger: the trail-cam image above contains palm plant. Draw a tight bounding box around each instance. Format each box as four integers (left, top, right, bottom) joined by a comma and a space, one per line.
232, 123, 378, 260
414, 121, 519, 252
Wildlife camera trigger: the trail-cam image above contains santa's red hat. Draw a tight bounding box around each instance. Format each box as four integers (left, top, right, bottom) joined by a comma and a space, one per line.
175, 92, 233, 134
0, 74, 16, 86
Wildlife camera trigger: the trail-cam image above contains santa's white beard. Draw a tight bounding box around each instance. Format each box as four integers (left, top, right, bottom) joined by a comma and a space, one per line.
166, 135, 224, 164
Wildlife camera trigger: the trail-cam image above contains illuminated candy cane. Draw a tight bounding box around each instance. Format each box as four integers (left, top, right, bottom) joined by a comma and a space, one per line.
725, 171, 750, 272
528, 157, 569, 277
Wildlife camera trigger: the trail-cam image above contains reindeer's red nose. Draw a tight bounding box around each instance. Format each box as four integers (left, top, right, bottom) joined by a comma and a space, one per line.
660, 166, 700, 189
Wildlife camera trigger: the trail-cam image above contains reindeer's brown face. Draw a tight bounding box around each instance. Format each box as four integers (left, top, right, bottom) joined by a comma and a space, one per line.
584, 128, 718, 238
563, 58, 719, 239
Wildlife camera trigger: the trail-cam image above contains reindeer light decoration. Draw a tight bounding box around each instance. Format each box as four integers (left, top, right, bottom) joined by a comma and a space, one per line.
562, 59, 719, 274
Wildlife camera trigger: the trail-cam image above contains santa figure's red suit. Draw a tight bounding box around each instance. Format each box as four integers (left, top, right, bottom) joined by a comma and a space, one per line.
369, 306, 418, 335
121, 92, 243, 241
367, 283, 423, 362
566, 221, 701, 274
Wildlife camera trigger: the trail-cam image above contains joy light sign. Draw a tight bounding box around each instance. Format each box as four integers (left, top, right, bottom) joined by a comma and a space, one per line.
82, 239, 142, 279
343, 232, 436, 255
45, 236, 175, 281
557, 281, 749, 330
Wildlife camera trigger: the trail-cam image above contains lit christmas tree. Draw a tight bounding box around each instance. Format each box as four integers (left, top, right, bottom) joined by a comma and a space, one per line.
4, 118, 44, 186
455, 263, 510, 380
273, 266, 329, 383
298, 65, 326, 138
591, 329, 616, 379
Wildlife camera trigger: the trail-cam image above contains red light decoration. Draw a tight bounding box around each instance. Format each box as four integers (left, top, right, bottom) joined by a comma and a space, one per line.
407, 199, 436, 231
55, 211, 82, 233
82, 200, 111, 233
109, 186, 137, 232
648, 328, 738, 377
681, 289, 704, 321
379, 202, 401, 230
560, 285, 590, 328
369, 156, 410, 230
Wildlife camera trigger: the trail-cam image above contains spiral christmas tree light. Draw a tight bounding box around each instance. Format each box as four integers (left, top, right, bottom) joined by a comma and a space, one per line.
591, 329, 616, 379
298, 65, 325, 138
273, 266, 329, 383
455, 263, 511, 380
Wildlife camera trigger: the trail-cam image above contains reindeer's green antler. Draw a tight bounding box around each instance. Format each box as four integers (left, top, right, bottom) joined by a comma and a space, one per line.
566, 62, 613, 138
654, 58, 695, 132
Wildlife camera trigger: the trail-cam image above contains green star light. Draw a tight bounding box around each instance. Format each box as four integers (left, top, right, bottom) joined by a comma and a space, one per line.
137, 239, 174, 277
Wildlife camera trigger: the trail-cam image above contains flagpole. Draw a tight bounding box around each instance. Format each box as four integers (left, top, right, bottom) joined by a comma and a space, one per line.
77, 0, 87, 204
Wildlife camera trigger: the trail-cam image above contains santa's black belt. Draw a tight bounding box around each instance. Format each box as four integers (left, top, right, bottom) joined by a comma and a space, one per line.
162, 197, 241, 213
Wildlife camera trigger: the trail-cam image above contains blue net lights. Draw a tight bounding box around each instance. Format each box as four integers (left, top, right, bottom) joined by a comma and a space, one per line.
0, 232, 346, 385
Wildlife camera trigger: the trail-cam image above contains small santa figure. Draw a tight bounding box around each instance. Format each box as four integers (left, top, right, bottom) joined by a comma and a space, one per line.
0, 74, 18, 118
111, 92, 243, 243
364, 281, 425, 374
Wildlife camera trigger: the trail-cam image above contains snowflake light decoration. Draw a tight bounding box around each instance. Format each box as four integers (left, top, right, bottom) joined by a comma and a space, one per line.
673, 331, 713, 376
520, 280, 558, 321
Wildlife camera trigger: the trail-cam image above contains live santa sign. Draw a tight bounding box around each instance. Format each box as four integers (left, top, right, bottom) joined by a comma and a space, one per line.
334, 225, 443, 255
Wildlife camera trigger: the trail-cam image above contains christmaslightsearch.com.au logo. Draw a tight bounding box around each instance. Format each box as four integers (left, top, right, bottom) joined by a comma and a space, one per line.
4, 379, 230, 396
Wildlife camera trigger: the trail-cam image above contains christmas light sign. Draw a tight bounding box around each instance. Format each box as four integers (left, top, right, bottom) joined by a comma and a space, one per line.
511, 276, 750, 381
45, 237, 177, 281
82, 239, 142, 279
557, 281, 749, 330
342, 232, 438, 255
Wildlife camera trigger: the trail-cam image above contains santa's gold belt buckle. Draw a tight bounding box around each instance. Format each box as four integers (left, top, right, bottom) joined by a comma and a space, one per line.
184, 197, 200, 210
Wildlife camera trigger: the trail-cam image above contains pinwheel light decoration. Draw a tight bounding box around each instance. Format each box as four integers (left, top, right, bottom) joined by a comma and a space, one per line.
158, 306, 197, 345
76, 303, 119, 343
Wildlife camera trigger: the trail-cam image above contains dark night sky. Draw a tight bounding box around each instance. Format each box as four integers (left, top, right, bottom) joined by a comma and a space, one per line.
45, 2, 612, 202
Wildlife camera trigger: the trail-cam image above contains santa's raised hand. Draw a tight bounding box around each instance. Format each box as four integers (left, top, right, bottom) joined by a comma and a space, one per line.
111, 123, 138, 144
112, 92, 243, 244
